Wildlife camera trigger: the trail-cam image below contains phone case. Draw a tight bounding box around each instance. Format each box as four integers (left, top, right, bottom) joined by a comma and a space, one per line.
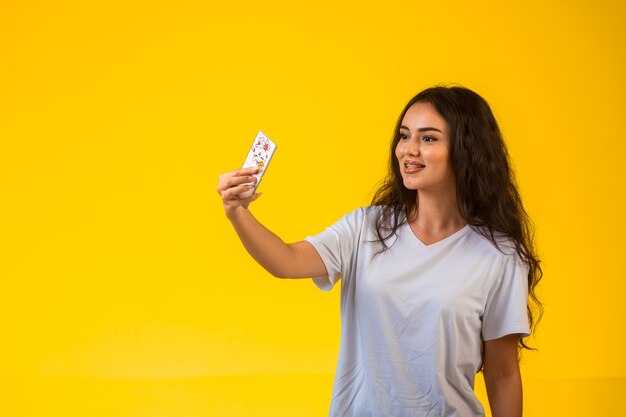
239, 130, 277, 198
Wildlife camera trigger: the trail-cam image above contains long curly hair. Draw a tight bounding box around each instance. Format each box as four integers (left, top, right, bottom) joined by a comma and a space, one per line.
371, 85, 542, 350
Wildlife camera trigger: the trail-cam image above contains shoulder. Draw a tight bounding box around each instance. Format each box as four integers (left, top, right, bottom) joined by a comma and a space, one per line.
328, 205, 400, 236
466, 226, 516, 252
466, 227, 525, 265
340, 205, 383, 223
464, 229, 530, 296
316, 206, 376, 234
344, 205, 404, 229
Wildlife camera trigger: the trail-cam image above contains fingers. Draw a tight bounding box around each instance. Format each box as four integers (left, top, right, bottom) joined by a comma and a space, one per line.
217, 170, 258, 195
217, 167, 262, 213
221, 166, 259, 180
238, 166, 260, 175
226, 175, 257, 189
218, 183, 252, 201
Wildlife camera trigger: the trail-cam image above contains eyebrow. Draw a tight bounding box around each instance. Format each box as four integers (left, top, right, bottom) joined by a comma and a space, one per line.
400, 125, 444, 133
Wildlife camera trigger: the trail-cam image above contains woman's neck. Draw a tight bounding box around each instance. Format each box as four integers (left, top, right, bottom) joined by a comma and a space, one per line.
409, 189, 466, 234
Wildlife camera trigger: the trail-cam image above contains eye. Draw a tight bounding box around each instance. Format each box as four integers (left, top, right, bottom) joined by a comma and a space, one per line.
399, 132, 409, 140
422, 135, 437, 142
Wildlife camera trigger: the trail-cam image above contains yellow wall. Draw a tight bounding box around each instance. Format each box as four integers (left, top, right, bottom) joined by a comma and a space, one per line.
1, 0, 625, 415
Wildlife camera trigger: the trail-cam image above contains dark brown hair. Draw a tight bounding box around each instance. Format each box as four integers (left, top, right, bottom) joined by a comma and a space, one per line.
371, 85, 542, 350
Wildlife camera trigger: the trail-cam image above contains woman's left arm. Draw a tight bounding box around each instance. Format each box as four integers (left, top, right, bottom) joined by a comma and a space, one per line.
483, 334, 523, 417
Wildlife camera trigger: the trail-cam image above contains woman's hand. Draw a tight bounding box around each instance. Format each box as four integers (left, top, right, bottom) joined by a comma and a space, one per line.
217, 167, 261, 219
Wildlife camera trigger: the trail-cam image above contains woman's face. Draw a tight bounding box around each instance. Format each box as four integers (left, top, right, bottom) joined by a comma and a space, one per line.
395, 102, 455, 194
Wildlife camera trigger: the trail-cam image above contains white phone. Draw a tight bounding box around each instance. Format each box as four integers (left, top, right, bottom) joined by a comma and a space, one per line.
239, 130, 277, 198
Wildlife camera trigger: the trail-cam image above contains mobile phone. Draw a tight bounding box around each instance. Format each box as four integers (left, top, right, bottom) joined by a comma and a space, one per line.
239, 130, 277, 198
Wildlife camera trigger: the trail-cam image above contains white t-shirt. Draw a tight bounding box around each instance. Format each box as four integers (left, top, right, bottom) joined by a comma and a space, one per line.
305, 206, 530, 417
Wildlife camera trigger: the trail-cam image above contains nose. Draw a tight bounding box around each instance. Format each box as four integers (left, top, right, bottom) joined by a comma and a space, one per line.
406, 136, 420, 156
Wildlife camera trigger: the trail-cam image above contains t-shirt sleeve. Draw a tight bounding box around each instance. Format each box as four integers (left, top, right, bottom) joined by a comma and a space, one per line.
482, 253, 531, 340
304, 208, 365, 291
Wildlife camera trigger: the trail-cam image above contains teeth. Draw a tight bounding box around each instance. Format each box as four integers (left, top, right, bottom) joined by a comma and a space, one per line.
406, 164, 424, 168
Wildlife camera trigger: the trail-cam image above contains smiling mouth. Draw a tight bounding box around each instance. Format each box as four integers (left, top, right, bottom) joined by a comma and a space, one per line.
405, 163, 425, 169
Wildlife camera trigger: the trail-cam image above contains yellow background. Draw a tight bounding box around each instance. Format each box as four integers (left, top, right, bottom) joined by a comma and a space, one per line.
1, 0, 625, 415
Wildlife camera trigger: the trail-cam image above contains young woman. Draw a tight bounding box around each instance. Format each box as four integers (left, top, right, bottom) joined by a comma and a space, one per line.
217, 86, 542, 417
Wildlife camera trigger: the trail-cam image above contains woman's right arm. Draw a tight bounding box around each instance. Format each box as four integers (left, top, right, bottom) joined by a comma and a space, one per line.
217, 167, 328, 279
